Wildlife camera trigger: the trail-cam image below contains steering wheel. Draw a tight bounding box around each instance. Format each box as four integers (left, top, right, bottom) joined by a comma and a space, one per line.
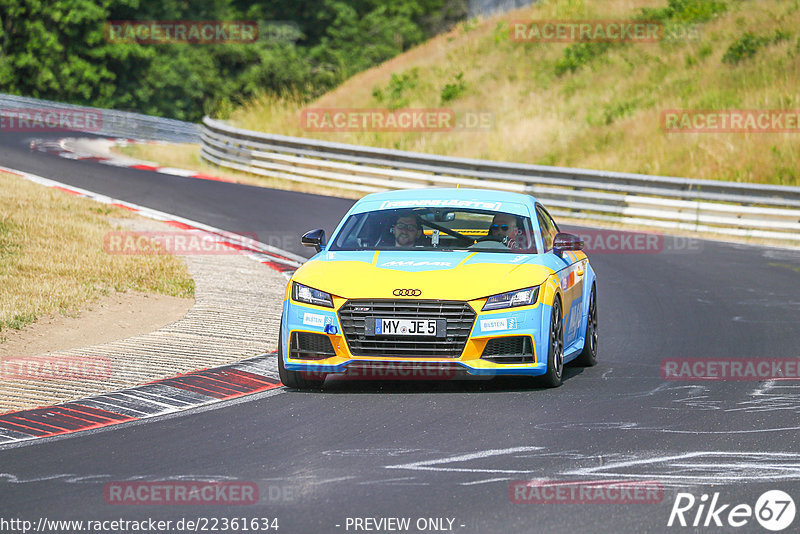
475, 235, 506, 244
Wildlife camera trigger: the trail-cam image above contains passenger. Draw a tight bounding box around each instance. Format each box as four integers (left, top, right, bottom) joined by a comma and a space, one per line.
489, 214, 527, 249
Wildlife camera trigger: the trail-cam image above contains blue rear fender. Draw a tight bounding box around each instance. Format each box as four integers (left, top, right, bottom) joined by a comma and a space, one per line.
563, 262, 596, 363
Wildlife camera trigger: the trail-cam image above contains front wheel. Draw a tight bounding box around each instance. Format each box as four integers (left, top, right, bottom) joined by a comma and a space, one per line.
573, 285, 598, 367
540, 298, 564, 388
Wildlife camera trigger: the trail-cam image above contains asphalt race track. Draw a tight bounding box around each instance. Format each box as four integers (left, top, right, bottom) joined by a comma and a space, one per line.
2, 131, 800, 533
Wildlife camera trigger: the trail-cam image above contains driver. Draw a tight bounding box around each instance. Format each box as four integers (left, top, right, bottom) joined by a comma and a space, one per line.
489, 213, 527, 249
391, 214, 423, 247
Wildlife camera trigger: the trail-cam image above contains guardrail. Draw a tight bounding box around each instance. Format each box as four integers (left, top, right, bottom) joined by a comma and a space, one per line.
0, 94, 199, 143
201, 116, 800, 243
4, 94, 795, 244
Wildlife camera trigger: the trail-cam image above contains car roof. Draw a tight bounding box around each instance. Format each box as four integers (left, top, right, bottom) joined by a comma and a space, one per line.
356, 188, 540, 206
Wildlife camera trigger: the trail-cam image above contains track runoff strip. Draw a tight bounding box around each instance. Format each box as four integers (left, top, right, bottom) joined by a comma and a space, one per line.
29, 137, 236, 183
0, 165, 304, 444
0, 354, 281, 445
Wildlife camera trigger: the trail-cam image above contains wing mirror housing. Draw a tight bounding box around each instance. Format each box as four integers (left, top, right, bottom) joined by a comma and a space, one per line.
553, 232, 584, 257
301, 229, 326, 252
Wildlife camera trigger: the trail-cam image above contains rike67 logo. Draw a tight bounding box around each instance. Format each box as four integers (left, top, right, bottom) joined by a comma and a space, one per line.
668, 490, 796, 531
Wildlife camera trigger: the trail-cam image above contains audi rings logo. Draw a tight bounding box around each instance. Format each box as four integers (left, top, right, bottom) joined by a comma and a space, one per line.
393, 289, 422, 297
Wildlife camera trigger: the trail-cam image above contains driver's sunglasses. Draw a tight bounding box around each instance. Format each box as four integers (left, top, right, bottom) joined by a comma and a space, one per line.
395, 223, 419, 231
490, 224, 510, 231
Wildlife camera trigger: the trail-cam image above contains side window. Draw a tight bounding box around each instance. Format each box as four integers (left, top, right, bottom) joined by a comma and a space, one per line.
533, 211, 546, 251
540, 205, 560, 233
536, 205, 559, 251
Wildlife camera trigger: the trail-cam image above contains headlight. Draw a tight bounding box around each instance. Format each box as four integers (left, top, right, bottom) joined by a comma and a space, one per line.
482, 286, 539, 311
292, 282, 334, 308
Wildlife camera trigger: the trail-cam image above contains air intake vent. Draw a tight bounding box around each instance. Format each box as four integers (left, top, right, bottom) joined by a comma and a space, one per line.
481, 336, 534, 363
290, 332, 336, 360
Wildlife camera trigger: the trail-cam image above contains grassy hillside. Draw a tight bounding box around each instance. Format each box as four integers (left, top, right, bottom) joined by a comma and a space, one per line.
229, 0, 800, 186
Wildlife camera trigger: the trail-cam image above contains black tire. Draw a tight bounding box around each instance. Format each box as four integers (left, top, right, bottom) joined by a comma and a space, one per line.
277, 325, 326, 389
573, 285, 598, 367
541, 297, 564, 388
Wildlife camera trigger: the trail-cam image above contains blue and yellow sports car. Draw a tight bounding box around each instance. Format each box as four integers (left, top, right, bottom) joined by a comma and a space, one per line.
278, 188, 597, 388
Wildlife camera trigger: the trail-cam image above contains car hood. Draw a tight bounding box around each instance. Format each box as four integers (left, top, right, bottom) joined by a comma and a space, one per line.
292, 250, 555, 301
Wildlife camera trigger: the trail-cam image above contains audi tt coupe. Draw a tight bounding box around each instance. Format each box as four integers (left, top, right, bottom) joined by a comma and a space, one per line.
278, 188, 598, 388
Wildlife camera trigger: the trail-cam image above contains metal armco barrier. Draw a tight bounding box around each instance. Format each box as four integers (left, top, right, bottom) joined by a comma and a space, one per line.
0, 94, 199, 143
201, 116, 800, 244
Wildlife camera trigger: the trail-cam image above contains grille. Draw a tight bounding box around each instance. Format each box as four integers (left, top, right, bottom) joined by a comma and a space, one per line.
290, 331, 336, 360
481, 336, 535, 363
338, 300, 476, 358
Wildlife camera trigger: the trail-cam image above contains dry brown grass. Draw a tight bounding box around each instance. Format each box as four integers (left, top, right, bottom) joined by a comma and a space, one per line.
230, 0, 800, 186
0, 171, 194, 337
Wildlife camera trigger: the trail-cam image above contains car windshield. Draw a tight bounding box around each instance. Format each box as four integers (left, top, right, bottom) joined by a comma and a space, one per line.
330, 207, 538, 253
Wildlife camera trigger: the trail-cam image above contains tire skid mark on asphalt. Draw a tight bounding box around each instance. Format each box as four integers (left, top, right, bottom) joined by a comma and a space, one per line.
564, 451, 800, 485
385, 446, 545, 474
460, 477, 513, 486
381, 447, 800, 488
728, 380, 800, 414
618, 381, 800, 431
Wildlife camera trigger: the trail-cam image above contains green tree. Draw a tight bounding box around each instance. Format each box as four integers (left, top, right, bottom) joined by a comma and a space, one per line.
0, 0, 131, 103
0, 0, 467, 121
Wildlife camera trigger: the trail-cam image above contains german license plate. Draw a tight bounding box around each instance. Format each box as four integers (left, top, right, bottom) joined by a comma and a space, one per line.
370, 318, 444, 337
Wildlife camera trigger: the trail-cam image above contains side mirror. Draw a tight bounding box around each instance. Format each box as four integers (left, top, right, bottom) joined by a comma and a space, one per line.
553, 232, 584, 257
301, 229, 326, 252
